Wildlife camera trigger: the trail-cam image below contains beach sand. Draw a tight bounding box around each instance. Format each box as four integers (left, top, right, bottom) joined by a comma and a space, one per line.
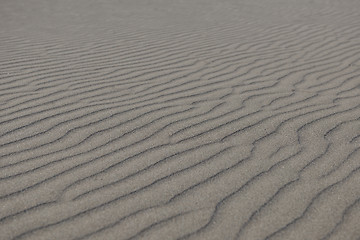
0, 0, 360, 239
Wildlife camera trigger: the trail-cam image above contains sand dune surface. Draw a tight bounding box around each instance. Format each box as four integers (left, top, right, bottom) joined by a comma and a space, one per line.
0, 0, 360, 239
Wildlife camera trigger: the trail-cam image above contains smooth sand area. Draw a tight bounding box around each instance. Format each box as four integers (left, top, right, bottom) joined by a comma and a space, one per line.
0, 0, 360, 239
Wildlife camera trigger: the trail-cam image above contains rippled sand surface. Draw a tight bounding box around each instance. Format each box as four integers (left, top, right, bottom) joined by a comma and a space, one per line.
1, 0, 360, 239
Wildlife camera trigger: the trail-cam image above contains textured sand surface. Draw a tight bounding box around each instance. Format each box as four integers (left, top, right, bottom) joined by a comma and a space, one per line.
1, 0, 360, 239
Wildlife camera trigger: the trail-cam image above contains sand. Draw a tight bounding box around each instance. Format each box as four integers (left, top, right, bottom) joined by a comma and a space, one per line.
0, 0, 360, 239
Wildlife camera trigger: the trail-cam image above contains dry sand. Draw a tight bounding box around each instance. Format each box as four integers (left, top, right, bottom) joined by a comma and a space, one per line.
0, 0, 360, 239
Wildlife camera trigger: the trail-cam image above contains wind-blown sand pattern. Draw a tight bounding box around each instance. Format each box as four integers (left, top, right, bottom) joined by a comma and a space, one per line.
1, 0, 360, 239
